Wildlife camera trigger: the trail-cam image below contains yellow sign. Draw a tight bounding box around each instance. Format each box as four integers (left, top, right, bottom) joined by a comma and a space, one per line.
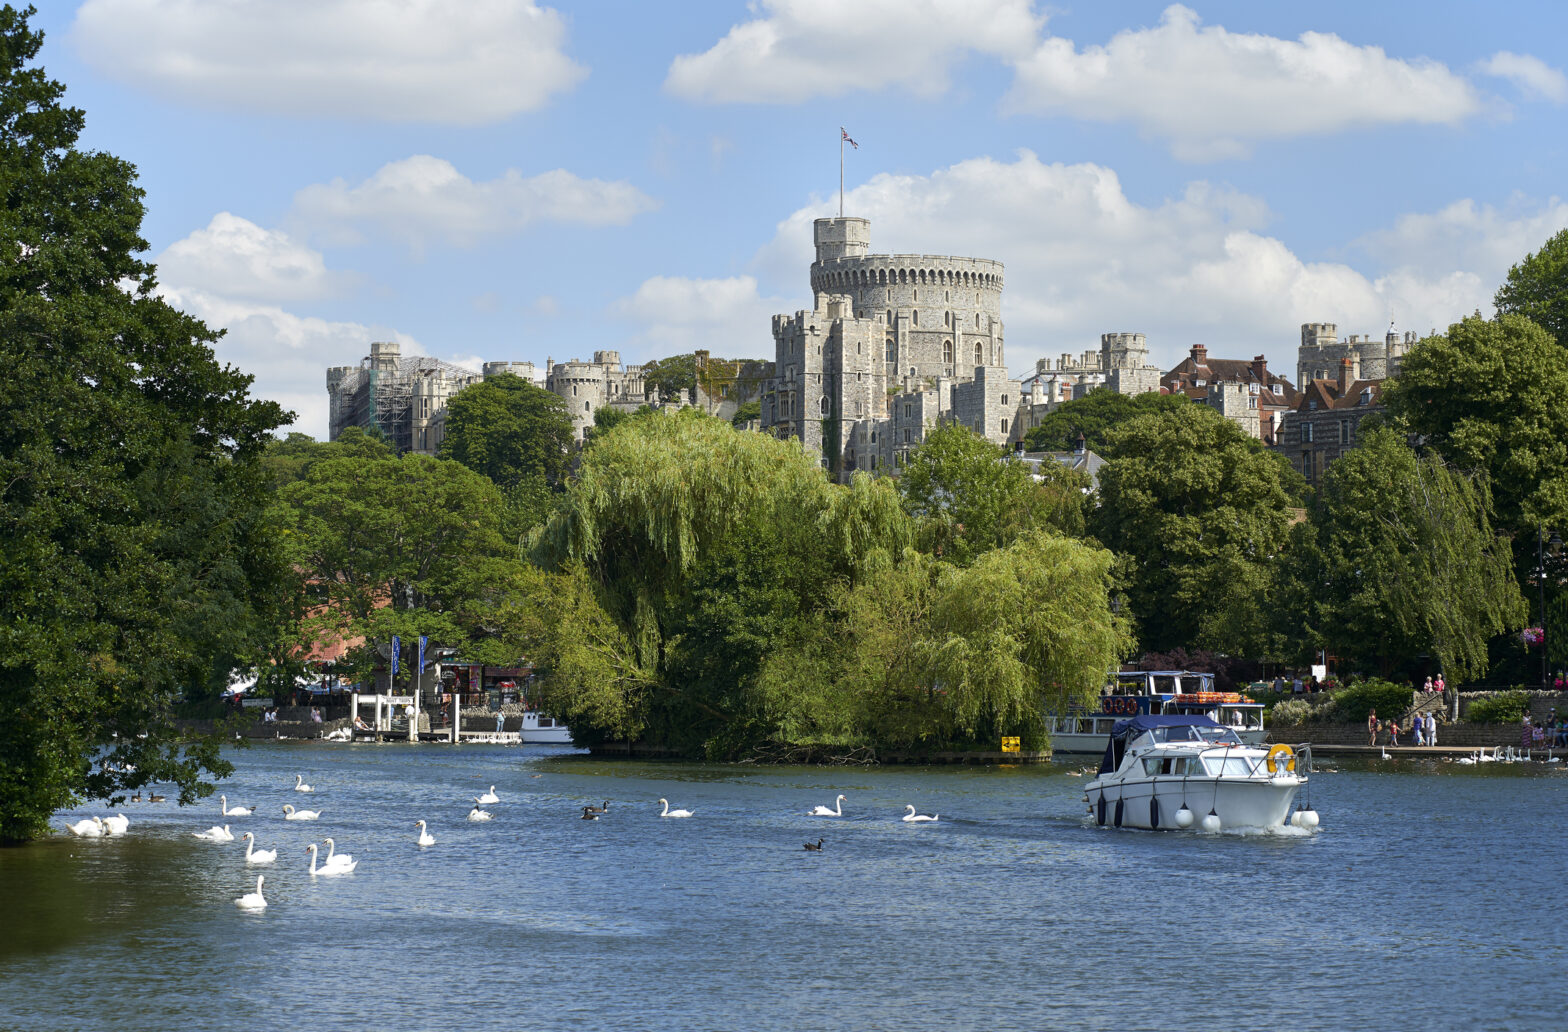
1001, 736, 1021, 753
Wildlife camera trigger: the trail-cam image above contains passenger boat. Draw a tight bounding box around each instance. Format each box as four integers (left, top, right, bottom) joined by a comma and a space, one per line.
519, 709, 572, 744
1046, 670, 1264, 754
1083, 715, 1313, 832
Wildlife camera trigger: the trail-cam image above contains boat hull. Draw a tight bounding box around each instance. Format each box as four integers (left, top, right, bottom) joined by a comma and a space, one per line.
1084, 775, 1301, 830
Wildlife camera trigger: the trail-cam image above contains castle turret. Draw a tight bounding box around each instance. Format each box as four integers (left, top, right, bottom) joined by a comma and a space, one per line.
813, 217, 871, 264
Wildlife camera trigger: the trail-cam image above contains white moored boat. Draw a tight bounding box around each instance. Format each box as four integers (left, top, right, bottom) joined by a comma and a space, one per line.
1047, 670, 1265, 754
519, 710, 572, 744
1083, 715, 1315, 832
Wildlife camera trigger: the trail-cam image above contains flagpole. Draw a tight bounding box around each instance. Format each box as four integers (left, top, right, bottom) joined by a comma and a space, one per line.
839, 131, 844, 218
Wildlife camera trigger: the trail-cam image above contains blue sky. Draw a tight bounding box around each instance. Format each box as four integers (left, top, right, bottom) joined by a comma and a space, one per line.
34, 1, 1568, 437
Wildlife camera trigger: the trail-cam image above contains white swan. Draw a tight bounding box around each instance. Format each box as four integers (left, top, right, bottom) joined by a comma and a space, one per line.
101, 813, 130, 835
414, 820, 436, 847
467, 803, 492, 822
241, 832, 277, 864
306, 843, 356, 875
194, 824, 233, 842
902, 804, 939, 823
235, 875, 267, 910
282, 805, 320, 821
294, 774, 314, 793
1380, 747, 1391, 760
476, 785, 500, 805
66, 816, 105, 837
220, 795, 253, 817
809, 794, 846, 817
322, 837, 355, 869
658, 798, 693, 818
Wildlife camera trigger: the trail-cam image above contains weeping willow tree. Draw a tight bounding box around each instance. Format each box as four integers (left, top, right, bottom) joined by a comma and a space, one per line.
1309, 428, 1526, 681
531, 409, 912, 754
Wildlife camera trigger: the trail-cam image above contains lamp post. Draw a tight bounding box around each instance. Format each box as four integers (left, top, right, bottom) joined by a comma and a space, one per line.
1539, 525, 1562, 690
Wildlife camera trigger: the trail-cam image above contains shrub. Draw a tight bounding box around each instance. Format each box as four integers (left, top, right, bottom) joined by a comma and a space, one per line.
1269, 698, 1312, 727
1331, 679, 1414, 723
1465, 690, 1530, 724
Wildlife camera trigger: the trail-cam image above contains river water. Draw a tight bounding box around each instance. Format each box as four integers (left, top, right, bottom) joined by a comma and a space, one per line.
4, 743, 1565, 1032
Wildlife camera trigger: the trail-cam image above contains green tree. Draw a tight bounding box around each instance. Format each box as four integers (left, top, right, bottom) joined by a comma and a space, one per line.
439, 373, 573, 488
260, 427, 392, 488
730, 400, 761, 427
1022, 389, 1189, 456
1305, 428, 1525, 682
0, 7, 289, 842
1092, 404, 1303, 654
899, 422, 1086, 566
1494, 228, 1568, 345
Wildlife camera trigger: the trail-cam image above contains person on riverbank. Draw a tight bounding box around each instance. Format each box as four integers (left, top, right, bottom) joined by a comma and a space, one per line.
1425, 712, 1438, 748
1422, 676, 1434, 693
495, 710, 505, 733
1521, 715, 1533, 751
1413, 717, 1426, 746
1388, 719, 1401, 747
1435, 674, 1446, 694
1368, 710, 1379, 746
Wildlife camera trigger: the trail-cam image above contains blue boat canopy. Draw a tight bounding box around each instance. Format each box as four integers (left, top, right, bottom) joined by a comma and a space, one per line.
1099, 714, 1225, 775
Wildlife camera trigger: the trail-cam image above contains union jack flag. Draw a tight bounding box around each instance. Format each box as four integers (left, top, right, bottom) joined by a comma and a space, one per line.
841, 127, 858, 149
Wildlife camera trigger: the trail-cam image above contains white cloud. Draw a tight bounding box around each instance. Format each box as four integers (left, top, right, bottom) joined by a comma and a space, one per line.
1478, 51, 1568, 104
70, 0, 585, 124
665, 0, 1042, 103
291, 156, 659, 251
1007, 5, 1482, 161
755, 151, 1550, 381
612, 275, 787, 357
156, 213, 354, 303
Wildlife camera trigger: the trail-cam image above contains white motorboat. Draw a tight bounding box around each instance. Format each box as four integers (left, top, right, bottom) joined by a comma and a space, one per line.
519, 710, 572, 744
1047, 670, 1265, 754
1083, 715, 1313, 832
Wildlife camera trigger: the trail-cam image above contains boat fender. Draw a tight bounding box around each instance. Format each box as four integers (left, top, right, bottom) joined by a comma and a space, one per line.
1096, 795, 1107, 827
1112, 798, 1123, 828
1149, 797, 1160, 830
1266, 744, 1296, 774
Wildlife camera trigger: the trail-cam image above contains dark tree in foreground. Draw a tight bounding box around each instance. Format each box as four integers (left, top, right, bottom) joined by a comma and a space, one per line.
0, 7, 289, 843
439, 372, 573, 488
1494, 228, 1568, 346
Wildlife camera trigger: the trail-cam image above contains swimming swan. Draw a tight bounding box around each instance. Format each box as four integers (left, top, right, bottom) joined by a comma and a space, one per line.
306, 843, 356, 875
294, 774, 314, 793
902, 804, 939, 823
194, 824, 233, 842
101, 813, 130, 835
477, 786, 500, 805
220, 795, 253, 817
414, 820, 435, 847
282, 805, 320, 821
241, 832, 277, 864
658, 798, 694, 818
809, 795, 846, 817
235, 875, 267, 910
467, 803, 492, 822
66, 817, 105, 837
322, 838, 355, 869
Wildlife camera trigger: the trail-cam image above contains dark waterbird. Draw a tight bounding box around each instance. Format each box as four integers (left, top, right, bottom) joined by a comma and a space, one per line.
803, 839, 824, 852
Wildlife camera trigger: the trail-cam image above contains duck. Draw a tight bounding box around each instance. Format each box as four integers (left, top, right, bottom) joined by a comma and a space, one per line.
235, 875, 267, 910
282, 804, 320, 821
476, 785, 500, 805
580, 806, 599, 821
148, 793, 166, 803
901, 804, 939, 823
657, 798, 694, 818
803, 838, 824, 851
306, 843, 356, 876
240, 832, 277, 864
322, 838, 355, 869
101, 813, 130, 836
194, 824, 233, 842
584, 800, 610, 815
130, 792, 142, 803
809, 794, 846, 817
294, 774, 314, 793
467, 804, 492, 822
220, 795, 253, 817
414, 820, 436, 847
66, 816, 105, 838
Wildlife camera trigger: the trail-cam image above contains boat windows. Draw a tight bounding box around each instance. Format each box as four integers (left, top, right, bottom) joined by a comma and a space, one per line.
1202, 756, 1257, 777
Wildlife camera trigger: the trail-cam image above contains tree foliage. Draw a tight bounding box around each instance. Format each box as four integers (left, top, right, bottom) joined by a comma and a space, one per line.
1022, 389, 1189, 456
1091, 404, 1303, 654
1494, 227, 1568, 345
1302, 429, 1525, 682
439, 372, 573, 488
0, 8, 289, 842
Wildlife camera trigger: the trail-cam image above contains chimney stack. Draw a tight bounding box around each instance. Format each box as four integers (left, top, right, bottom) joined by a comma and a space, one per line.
1190, 343, 1208, 364
1252, 355, 1268, 384
1338, 357, 1353, 394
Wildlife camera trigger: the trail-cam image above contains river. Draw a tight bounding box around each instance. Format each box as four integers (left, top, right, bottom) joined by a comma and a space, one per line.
4, 743, 1565, 1031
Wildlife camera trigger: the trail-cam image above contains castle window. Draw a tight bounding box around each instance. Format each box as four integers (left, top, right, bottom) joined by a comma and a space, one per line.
945, 290, 950, 302
1308, 399, 1318, 411
975, 313, 981, 328
913, 289, 917, 302
974, 343, 983, 366
584, 401, 591, 412
870, 431, 877, 443
1340, 419, 1351, 444
904, 403, 912, 418
943, 340, 953, 364
1000, 418, 1009, 435
1248, 397, 1258, 409
1302, 423, 1314, 443
886, 340, 895, 363
871, 455, 878, 470
821, 396, 831, 415
1001, 395, 1008, 406
572, 385, 578, 396
856, 401, 864, 416
1359, 387, 1372, 405
912, 310, 918, 326
886, 310, 893, 324
903, 429, 910, 444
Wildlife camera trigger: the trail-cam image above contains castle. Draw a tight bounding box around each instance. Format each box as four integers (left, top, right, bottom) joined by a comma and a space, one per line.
759, 217, 1020, 475
1297, 322, 1417, 384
